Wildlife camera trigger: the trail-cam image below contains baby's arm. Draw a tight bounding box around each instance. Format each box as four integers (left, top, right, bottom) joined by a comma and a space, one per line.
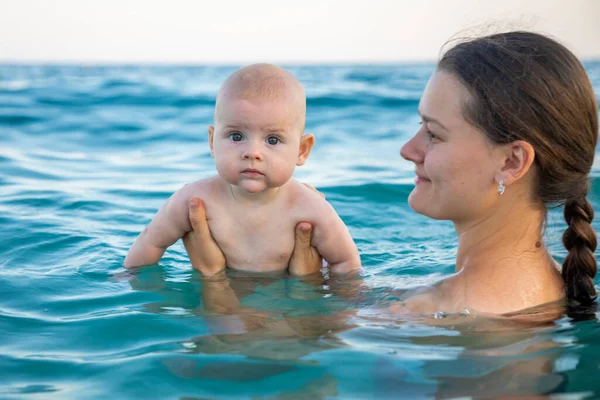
311, 200, 361, 274
124, 185, 193, 268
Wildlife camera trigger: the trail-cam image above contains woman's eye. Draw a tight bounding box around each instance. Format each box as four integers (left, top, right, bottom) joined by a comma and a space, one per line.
419, 122, 438, 142
266, 136, 280, 145
229, 132, 243, 142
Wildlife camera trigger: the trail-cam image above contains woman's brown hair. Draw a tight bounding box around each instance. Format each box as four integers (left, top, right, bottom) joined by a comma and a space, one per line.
438, 31, 599, 305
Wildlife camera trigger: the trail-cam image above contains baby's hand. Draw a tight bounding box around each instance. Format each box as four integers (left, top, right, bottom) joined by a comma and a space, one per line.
183, 198, 226, 276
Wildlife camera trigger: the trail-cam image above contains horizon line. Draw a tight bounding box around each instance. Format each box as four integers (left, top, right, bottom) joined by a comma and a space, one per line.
2, 58, 600, 67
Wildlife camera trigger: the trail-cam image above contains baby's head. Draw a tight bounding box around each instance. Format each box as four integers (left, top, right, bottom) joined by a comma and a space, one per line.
216, 63, 306, 129
208, 64, 314, 194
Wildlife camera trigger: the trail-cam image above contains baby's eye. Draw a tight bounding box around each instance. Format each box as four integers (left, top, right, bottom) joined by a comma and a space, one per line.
266, 136, 280, 145
229, 132, 243, 142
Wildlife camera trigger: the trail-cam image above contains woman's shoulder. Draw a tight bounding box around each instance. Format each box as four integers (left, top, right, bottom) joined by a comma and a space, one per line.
461, 257, 565, 315
498, 257, 565, 311
391, 261, 565, 316
389, 283, 448, 314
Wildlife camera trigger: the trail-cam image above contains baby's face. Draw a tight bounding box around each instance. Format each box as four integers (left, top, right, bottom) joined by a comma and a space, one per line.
209, 95, 308, 193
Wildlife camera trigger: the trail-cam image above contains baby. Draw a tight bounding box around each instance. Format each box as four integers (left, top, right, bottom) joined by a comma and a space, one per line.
124, 64, 361, 275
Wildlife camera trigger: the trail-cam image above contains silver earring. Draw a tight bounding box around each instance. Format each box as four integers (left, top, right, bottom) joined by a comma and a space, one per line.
497, 180, 505, 195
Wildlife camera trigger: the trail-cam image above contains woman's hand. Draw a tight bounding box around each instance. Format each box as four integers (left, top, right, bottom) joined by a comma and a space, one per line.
287, 183, 326, 276
288, 222, 324, 276
182, 198, 226, 277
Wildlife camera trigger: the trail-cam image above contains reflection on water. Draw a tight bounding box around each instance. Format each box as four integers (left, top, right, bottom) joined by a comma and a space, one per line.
116, 265, 593, 399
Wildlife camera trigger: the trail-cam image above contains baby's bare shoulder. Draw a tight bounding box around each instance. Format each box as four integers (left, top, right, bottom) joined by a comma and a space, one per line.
288, 179, 329, 204
181, 176, 224, 197
287, 179, 338, 221
169, 176, 224, 208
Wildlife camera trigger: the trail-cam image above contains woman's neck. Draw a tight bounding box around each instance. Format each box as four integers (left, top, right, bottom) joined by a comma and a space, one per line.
439, 200, 565, 314
454, 201, 547, 273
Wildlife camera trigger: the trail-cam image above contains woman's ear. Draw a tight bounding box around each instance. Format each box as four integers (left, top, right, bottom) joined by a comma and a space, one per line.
208, 125, 215, 158
297, 134, 315, 166
495, 140, 536, 186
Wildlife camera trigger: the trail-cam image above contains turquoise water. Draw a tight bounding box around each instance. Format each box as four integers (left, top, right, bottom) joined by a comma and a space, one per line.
1, 63, 600, 399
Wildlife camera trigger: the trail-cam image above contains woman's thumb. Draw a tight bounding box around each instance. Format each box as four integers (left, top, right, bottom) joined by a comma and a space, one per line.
295, 222, 313, 246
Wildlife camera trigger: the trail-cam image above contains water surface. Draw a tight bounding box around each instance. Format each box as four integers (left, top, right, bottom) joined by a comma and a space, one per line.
1, 63, 600, 399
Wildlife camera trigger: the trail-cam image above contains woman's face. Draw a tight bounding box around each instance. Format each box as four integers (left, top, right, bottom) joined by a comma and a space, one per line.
400, 70, 501, 223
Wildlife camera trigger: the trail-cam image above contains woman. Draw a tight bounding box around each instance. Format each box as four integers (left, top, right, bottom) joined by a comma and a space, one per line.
184, 31, 598, 315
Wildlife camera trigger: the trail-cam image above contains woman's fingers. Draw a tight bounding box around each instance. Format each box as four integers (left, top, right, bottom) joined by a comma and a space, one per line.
289, 222, 323, 276
183, 197, 226, 276
188, 198, 212, 241
295, 222, 313, 245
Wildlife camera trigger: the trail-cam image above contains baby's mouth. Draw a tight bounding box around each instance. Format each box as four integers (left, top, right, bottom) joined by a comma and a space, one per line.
241, 168, 264, 177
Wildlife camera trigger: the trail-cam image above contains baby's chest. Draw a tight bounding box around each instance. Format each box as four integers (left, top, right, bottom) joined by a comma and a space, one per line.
208, 211, 297, 271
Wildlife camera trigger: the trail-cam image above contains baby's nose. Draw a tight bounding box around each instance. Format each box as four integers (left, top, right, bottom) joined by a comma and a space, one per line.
243, 143, 263, 160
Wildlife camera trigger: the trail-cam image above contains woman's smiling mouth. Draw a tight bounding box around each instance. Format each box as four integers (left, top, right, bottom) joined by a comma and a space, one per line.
415, 172, 431, 184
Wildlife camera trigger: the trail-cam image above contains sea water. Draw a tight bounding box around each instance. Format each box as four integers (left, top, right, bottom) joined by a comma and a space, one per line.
1, 63, 600, 399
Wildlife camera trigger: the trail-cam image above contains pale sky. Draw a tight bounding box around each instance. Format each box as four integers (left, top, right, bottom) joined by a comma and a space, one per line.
1, 0, 599, 64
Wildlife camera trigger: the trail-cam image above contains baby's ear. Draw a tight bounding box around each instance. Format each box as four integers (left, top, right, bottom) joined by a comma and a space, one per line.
297, 134, 315, 166
208, 125, 215, 158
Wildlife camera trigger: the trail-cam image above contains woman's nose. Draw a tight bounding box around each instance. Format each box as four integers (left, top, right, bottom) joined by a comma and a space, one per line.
400, 133, 424, 164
